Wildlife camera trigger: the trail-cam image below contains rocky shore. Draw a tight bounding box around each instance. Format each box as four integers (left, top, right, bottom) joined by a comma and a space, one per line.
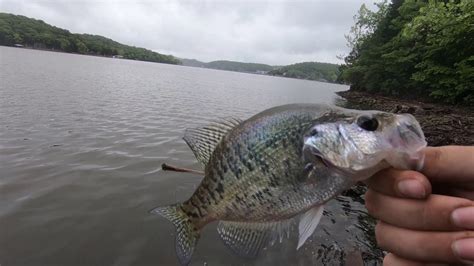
337, 90, 474, 147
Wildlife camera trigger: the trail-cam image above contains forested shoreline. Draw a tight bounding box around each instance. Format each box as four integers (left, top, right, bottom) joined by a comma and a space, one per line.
0, 13, 180, 65
340, 0, 473, 105
0, 12, 341, 83
180, 59, 341, 83
268, 62, 340, 83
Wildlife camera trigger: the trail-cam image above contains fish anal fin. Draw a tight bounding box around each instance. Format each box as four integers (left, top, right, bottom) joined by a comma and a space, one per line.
151, 205, 200, 265
217, 219, 293, 258
183, 118, 242, 166
297, 205, 324, 250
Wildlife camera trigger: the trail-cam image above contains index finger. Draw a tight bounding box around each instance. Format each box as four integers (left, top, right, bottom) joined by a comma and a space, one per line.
421, 146, 474, 183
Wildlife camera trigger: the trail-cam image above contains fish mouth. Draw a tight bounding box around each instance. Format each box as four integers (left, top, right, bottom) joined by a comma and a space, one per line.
302, 140, 335, 170
396, 118, 425, 147
302, 140, 352, 175
386, 114, 427, 170
394, 115, 426, 149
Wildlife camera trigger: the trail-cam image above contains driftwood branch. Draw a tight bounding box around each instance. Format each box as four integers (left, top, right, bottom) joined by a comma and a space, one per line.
161, 163, 204, 175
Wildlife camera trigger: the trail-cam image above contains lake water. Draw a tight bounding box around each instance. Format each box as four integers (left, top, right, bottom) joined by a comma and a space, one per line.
0, 46, 381, 265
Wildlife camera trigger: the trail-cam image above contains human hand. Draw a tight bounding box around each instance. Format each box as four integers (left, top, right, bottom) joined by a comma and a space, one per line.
365, 146, 474, 265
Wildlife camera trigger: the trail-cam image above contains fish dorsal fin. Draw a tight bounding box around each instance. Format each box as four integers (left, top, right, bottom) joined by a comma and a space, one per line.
297, 205, 324, 249
217, 219, 293, 258
183, 118, 242, 166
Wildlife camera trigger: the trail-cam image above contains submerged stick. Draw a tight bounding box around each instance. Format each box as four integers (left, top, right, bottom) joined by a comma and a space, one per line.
161, 163, 204, 175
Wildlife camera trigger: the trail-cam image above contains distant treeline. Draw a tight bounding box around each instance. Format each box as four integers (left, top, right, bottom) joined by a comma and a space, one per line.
207, 60, 275, 73
0, 13, 180, 65
180, 58, 275, 73
268, 62, 340, 83
181, 59, 340, 83
0, 12, 342, 84
340, 0, 473, 104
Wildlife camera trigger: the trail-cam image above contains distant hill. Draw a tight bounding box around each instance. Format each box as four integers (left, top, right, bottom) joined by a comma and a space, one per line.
205, 60, 274, 73
181, 58, 340, 83
268, 62, 340, 83
0, 13, 180, 64
179, 58, 207, 68
1, 13, 341, 83
181, 59, 274, 74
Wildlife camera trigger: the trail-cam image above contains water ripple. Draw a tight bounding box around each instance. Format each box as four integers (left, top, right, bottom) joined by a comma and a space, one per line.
0, 47, 381, 265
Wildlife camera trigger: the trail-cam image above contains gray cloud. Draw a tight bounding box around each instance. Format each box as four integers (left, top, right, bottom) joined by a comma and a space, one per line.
0, 0, 376, 64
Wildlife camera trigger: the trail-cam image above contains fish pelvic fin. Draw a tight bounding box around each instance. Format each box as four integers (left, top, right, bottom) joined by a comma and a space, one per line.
297, 205, 324, 250
151, 204, 200, 265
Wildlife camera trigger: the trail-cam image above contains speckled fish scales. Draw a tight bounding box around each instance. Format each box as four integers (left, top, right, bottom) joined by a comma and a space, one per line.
151, 103, 427, 265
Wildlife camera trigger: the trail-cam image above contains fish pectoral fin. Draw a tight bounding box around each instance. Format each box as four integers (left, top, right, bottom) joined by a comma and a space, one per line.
183, 118, 242, 166
297, 205, 324, 250
217, 219, 293, 258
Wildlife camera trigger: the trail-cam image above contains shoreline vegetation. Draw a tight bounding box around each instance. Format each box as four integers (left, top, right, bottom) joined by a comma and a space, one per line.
339, 0, 473, 105
0, 13, 180, 65
337, 0, 473, 148
0, 12, 340, 83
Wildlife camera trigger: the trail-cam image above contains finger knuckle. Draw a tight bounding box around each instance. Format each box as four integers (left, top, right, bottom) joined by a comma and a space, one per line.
457, 231, 474, 239
374, 222, 387, 249
420, 201, 431, 229
364, 189, 378, 216
427, 148, 444, 177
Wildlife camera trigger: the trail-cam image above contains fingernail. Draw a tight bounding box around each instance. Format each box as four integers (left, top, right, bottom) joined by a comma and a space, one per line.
452, 207, 474, 229
397, 179, 426, 198
452, 238, 474, 264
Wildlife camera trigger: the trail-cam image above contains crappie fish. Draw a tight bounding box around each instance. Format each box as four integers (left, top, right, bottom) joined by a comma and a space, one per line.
152, 104, 426, 265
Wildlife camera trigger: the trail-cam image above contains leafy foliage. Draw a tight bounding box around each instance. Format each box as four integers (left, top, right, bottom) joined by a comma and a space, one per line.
268, 62, 341, 83
0, 13, 180, 65
341, 0, 474, 104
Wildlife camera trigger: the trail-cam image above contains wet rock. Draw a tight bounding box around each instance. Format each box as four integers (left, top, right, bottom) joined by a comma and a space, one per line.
345, 249, 364, 266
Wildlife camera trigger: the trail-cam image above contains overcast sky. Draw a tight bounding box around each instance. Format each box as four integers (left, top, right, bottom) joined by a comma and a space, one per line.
0, 0, 377, 65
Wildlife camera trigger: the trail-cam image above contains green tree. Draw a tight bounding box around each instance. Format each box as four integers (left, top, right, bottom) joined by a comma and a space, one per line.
75, 39, 88, 54
0, 13, 181, 65
341, 0, 473, 104
12, 32, 22, 43
268, 62, 341, 83
402, 0, 474, 103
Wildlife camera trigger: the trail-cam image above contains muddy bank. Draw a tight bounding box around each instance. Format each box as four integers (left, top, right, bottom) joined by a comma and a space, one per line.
337, 90, 474, 147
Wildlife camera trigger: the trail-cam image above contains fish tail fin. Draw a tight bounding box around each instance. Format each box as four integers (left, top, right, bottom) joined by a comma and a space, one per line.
151, 204, 200, 265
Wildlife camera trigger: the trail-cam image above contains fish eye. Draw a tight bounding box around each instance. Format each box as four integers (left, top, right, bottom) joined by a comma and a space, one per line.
357, 116, 379, 131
